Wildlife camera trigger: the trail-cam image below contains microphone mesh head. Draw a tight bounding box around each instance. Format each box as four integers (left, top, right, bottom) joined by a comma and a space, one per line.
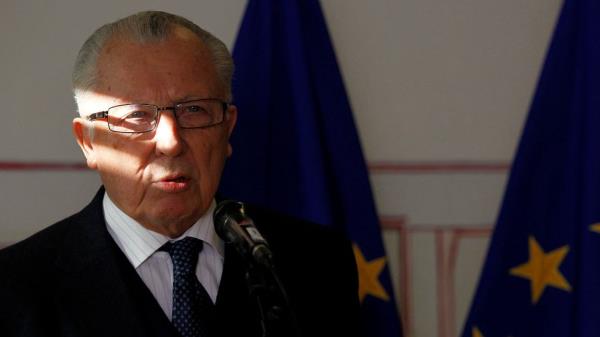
213, 200, 246, 241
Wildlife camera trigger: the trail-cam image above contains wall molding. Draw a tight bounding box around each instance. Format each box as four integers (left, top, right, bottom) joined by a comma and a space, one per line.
0, 160, 510, 173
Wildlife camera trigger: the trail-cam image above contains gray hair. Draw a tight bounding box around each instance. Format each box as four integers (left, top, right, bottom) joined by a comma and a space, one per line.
72, 11, 234, 101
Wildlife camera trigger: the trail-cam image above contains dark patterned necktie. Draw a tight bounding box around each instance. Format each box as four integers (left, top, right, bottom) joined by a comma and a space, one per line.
162, 237, 215, 337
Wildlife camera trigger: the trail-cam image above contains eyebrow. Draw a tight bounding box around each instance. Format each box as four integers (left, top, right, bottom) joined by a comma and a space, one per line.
176, 95, 206, 102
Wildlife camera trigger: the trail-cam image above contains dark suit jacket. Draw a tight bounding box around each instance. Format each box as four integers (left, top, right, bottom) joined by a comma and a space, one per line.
0, 188, 362, 337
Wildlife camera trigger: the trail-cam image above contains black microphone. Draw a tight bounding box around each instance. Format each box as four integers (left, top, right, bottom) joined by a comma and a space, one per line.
214, 200, 301, 337
213, 200, 274, 269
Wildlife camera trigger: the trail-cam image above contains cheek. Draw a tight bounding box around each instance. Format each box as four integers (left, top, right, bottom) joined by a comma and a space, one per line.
95, 138, 154, 180
96, 141, 155, 213
189, 133, 230, 177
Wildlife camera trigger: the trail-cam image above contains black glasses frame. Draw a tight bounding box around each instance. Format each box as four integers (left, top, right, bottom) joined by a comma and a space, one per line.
86, 98, 229, 134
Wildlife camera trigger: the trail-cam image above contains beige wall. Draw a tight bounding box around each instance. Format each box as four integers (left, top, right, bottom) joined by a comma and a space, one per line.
0, 1, 563, 336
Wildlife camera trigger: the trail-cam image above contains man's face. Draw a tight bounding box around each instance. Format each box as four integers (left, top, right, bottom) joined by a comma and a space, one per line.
73, 27, 237, 237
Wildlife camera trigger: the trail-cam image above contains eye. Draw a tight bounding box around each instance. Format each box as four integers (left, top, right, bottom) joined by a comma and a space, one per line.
126, 110, 150, 119
184, 104, 207, 113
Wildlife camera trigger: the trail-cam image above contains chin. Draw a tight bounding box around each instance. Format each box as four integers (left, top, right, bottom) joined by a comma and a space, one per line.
158, 206, 193, 220
143, 194, 209, 230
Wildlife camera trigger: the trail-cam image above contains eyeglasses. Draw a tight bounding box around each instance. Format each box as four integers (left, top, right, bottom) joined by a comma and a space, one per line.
86, 99, 229, 133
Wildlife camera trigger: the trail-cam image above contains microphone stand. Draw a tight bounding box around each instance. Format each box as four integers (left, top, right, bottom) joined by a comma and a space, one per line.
213, 200, 301, 336
243, 261, 301, 337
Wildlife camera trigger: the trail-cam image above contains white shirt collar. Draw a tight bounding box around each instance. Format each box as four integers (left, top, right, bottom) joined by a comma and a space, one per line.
103, 192, 224, 268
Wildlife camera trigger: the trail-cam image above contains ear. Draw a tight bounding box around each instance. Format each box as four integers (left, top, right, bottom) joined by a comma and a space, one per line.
225, 105, 238, 157
72, 117, 98, 170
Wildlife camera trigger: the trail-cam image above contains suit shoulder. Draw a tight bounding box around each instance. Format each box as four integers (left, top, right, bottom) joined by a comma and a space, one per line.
244, 203, 350, 247
239, 203, 361, 336
0, 212, 82, 276
240, 203, 355, 268
0, 188, 103, 271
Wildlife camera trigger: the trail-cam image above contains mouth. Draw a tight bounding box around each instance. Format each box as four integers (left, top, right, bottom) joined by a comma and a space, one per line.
154, 174, 191, 192
163, 176, 188, 183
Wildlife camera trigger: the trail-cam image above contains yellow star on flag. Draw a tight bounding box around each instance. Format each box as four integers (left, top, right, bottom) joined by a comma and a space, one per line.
472, 327, 484, 337
509, 236, 571, 304
352, 244, 390, 303
590, 223, 600, 234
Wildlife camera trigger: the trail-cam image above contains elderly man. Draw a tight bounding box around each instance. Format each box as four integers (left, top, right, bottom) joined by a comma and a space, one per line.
0, 11, 360, 337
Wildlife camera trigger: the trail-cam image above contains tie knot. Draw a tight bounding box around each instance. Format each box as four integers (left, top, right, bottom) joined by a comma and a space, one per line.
161, 237, 204, 276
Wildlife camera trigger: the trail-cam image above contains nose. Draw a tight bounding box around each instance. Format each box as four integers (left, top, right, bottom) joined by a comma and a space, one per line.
154, 110, 184, 157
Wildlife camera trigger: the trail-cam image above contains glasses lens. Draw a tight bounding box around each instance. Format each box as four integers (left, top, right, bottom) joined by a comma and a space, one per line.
108, 104, 158, 133
177, 100, 225, 128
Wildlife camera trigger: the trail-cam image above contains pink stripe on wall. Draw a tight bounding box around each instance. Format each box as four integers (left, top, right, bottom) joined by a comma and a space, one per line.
368, 161, 510, 173
0, 161, 88, 171
0, 160, 509, 173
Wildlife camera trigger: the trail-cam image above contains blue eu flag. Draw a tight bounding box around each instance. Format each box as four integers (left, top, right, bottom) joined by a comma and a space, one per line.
462, 0, 600, 336
220, 0, 403, 336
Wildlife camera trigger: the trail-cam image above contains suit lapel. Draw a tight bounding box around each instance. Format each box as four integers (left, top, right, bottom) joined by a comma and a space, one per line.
53, 189, 178, 337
